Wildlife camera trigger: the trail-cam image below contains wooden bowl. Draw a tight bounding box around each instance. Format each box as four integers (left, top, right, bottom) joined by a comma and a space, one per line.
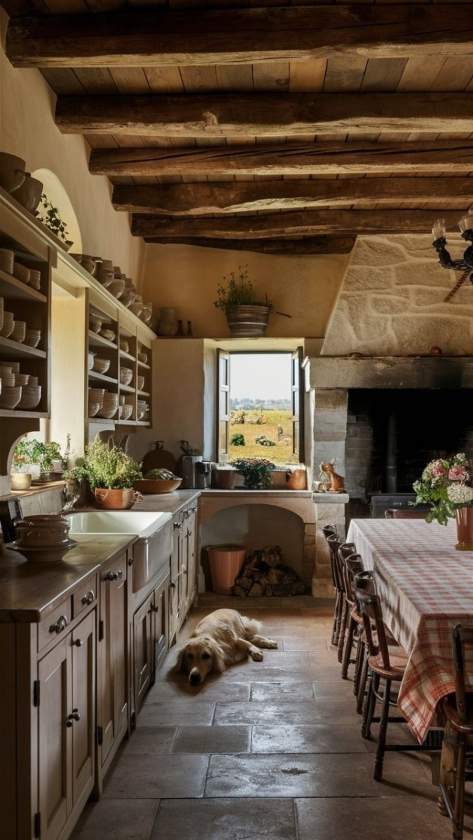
135, 477, 182, 494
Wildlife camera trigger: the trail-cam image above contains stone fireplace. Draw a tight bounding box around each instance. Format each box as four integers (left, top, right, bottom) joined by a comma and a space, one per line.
308, 233, 473, 597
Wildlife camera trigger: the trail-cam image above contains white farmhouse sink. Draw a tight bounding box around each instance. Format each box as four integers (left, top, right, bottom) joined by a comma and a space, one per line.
68, 511, 172, 539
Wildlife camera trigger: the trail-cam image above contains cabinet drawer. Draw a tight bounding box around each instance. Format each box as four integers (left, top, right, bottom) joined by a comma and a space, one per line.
38, 596, 72, 653
73, 574, 98, 618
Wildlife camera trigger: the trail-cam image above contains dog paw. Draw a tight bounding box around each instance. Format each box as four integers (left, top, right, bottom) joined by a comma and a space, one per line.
267, 639, 278, 649
251, 650, 264, 661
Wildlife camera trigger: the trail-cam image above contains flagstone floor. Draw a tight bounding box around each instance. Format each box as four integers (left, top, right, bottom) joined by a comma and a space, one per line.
73, 605, 461, 840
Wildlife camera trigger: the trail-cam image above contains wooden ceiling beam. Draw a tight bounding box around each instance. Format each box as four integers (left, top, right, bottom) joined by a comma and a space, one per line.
112, 179, 473, 215
56, 93, 473, 138
132, 209, 462, 239
7, 5, 473, 67
90, 141, 473, 179
143, 236, 357, 255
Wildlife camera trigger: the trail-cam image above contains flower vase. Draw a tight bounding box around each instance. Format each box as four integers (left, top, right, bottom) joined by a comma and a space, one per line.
456, 507, 473, 551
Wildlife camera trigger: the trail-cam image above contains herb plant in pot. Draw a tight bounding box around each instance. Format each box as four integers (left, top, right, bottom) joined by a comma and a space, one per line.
67, 439, 142, 510
214, 267, 272, 337
232, 458, 275, 490
413, 453, 473, 550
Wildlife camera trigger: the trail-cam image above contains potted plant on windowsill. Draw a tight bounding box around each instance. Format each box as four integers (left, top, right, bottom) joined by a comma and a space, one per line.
214, 266, 272, 337
66, 439, 142, 510
413, 452, 473, 550
232, 458, 275, 490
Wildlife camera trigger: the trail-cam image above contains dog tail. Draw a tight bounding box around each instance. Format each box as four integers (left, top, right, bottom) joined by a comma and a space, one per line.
241, 616, 263, 638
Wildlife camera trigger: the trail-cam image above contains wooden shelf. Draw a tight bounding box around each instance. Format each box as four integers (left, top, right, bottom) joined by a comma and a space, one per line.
119, 349, 136, 363
88, 330, 118, 351
0, 409, 48, 419
137, 390, 150, 397
137, 360, 150, 370
0, 335, 47, 359
119, 382, 135, 393
0, 268, 47, 302
116, 419, 151, 427
89, 370, 118, 386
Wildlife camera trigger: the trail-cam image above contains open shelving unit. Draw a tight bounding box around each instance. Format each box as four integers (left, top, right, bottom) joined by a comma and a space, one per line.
86, 290, 153, 435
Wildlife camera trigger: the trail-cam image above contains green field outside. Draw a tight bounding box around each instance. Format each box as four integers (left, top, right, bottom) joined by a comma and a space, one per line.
228, 408, 298, 464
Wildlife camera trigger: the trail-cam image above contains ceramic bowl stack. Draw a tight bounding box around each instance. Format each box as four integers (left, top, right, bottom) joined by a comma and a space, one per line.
18, 381, 41, 410
14, 173, 43, 214
96, 259, 114, 288
0, 152, 26, 193
13, 262, 30, 285
0, 310, 14, 338
101, 326, 116, 343
141, 304, 153, 325
137, 400, 149, 421
0, 364, 21, 409
120, 367, 133, 387
88, 386, 105, 417
10, 514, 76, 563
89, 315, 102, 334
120, 336, 129, 354
93, 357, 111, 375
122, 403, 133, 421
28, 269, 41, 291
11, 320, 26, 343
25, 328, 41, 348
0, 363, 42, 410
99, 391, 119, 419
137, 375, 145, 391
71, 254, 97, 276
138, 350, 148, 365
0, 249, 14, 275
130, 295, 143, 318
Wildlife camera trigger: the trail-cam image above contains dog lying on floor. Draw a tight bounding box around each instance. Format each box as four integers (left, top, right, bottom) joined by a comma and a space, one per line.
175, 608, 278, 685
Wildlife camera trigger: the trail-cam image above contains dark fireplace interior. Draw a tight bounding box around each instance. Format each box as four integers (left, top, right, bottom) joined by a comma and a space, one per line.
346, 389, 473, 519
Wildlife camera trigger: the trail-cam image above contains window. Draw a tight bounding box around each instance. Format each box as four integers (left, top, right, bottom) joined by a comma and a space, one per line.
217, 350, 304, 465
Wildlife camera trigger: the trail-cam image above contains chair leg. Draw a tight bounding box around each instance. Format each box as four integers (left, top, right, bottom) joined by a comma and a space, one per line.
357, 648, 369, 714
337, 598, 348, 664
374, 678, 391, 782
341, 616, 356, 679
453, 735, 466, 840
332, 590, 341, 646
353, 634, 364, 697
362, 672, 377, 739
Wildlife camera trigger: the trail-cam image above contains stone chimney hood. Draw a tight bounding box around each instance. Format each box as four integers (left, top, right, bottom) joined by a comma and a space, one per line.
310, 356, 473, 390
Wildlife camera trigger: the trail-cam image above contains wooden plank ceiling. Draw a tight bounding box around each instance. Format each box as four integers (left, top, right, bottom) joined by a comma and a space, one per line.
4, 0, 473, 255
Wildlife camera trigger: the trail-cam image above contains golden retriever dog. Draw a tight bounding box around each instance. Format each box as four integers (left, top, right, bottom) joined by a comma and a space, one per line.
176, 608, 278, 685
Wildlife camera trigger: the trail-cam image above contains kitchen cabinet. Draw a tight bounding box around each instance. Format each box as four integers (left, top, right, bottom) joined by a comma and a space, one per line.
97, 552, 128, 787
152, 574, 170, 672
38, 610, 96, 840
185, 504, 198, 614
133, 591, 154, 715
170, 502, 199, 638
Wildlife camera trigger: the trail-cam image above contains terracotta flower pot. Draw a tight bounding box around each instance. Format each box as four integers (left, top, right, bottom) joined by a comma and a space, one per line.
94, 487, 137, 510
456, 507, 473, 551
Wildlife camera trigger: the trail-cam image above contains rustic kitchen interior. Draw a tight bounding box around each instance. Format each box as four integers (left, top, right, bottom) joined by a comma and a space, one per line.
1, 2, 473, 839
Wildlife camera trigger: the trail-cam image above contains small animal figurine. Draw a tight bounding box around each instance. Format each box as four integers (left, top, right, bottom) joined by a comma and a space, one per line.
319, 461, 345, 493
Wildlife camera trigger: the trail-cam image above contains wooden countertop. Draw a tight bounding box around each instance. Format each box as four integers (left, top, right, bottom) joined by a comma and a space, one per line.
0, 534, 134, 623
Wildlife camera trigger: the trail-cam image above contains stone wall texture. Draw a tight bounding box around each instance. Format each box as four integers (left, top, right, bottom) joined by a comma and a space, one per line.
322, 234, 473, 356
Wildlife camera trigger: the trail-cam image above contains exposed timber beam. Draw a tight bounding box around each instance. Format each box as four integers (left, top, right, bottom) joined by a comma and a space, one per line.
90, 141, 473, 179
7, 6, 473, 67
132, 209, 462, 239
112, 179, 473, 216
56, 93, 473, 138
143, 236, 356, 255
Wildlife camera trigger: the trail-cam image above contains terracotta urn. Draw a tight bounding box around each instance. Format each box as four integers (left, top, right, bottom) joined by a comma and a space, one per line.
455, 507, 473, 551
286, 468, 307, 490
94, 487, 137, 510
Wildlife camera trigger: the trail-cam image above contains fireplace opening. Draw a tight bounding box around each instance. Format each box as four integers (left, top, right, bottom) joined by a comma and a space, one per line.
345, 389, 473, 518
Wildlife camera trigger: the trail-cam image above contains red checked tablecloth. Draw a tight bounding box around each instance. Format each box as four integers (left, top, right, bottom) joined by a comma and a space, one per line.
346, 518, 473, 743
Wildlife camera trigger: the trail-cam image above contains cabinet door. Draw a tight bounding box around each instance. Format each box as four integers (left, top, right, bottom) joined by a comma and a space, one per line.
71, 611, 96, 809
178, 519, 188, 627
38, 638, 72, 840
169, 519, 181, 640
98, 554, 128, 769
186, 508, 197, 611
133, 593, 154, 714
152, 576, 169, 671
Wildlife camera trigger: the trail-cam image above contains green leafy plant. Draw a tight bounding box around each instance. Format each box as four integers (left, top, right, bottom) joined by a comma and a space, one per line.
66, 439, 142, 490
231, 433, 246, 447
413, 452, 473, 525
12, 438, 63, 473
36, 193, 73, 249
214, 266, 272, 313
232, 457, 275, 490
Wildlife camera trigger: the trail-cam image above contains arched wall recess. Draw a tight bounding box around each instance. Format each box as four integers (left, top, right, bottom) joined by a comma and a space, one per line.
0, 419, 41, 476
32, 168, 83, 253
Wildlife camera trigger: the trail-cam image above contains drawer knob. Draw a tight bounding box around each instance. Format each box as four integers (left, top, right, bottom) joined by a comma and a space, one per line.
66, 708, 80, 727
150, 603, 159, 613
81, 590, 95, 606
73, 638, 83, 647
49, 615, 68, 634
104, 570, 123, 582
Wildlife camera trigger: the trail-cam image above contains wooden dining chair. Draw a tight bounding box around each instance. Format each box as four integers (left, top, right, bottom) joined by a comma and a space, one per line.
353, 570, 377, 714
439, 624, 473, 840
356, 583, 415, 781
384, 508, 427, 519
336, 542, 357, 663
340, 552, 365, 681
323, 528, 343, 646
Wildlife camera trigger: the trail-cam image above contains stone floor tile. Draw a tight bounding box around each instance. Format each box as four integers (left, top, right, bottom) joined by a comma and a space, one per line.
148, 679, 251, 703
137, 700, 215, 727
151, 798, 297, 840
295, 797, 452, 840
73, 799, 159, 840
251, 724, 370, 753
104, 754, 209, 799
205, 752, 436, 799
250, 681, 315, 701
119, 726, 177, 756
215, 699, 359, 726
172, 725, 251, 754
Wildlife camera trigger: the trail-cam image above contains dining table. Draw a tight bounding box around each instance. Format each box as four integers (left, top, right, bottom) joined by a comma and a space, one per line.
346, 517, 473, 743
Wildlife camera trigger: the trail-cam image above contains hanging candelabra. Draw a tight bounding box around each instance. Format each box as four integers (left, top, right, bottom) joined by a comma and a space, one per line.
432, 213, 473, 302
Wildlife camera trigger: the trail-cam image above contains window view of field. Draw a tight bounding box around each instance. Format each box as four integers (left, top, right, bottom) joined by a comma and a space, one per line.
228, 353, 298, 465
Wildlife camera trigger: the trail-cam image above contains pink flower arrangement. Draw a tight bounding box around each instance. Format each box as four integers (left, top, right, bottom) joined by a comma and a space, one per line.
431, 460, 448, 478
448, 465, 470, 482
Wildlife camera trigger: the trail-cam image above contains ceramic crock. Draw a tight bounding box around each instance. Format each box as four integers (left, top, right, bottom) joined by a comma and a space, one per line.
456, 506, 473, 551
94, 488, 137, 510
286, 468, 307, 490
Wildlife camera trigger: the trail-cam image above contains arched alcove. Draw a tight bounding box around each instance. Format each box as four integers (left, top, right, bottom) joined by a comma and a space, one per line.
32, 168, 83, 252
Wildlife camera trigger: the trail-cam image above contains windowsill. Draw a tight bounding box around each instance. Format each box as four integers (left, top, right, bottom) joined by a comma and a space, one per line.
0, 480, 65, 504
